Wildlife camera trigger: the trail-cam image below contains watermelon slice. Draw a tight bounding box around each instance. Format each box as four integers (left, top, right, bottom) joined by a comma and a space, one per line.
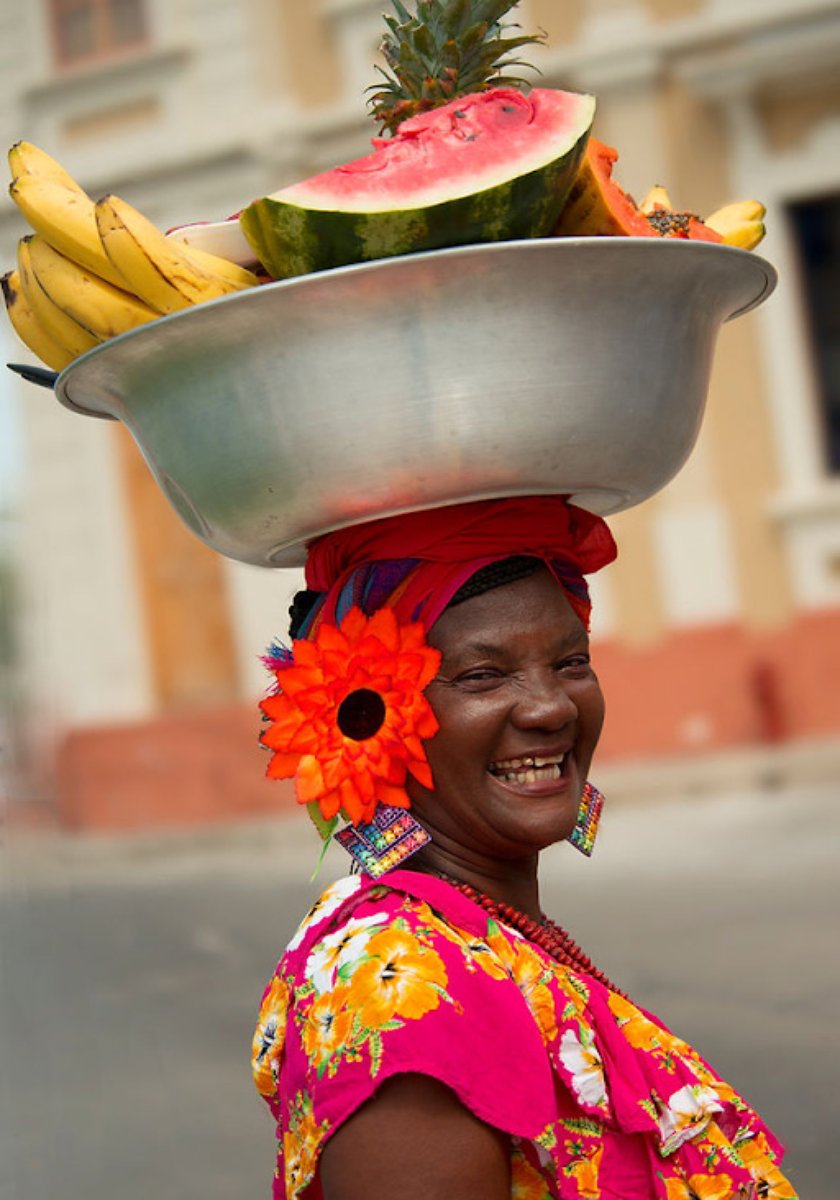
240, 88, 595, 279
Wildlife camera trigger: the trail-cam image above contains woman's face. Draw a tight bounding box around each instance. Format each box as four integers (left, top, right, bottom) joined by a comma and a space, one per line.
407, 568, 605, 861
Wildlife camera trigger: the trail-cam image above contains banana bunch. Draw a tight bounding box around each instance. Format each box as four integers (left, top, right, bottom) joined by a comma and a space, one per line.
640, 185, 766, 250
3, 141, 260, 372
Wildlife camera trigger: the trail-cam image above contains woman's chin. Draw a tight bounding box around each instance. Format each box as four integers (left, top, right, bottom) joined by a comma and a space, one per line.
483, 787, 581, 852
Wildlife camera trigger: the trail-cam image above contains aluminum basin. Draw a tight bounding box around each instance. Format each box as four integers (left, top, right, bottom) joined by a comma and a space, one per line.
56, 238, 776, 566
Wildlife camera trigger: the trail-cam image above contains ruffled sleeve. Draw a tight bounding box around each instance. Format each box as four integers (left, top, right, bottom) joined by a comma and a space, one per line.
254, 872, 559, 1199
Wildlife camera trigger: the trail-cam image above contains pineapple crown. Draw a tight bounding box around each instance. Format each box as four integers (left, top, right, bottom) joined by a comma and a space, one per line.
369, 0, 544, 136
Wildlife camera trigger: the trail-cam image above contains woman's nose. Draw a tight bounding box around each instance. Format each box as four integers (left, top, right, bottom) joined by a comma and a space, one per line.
511, 672, 578, 730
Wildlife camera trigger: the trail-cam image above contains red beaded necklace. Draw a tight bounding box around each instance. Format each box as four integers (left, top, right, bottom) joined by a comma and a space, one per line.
442, 874, 627, 999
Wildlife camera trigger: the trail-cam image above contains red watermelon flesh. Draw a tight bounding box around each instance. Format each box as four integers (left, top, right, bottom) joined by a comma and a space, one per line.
240, 87, 595, 278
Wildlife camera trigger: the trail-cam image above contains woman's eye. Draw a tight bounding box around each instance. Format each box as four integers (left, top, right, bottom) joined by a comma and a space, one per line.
557, 655, 593, 677
455, 668, 505, 689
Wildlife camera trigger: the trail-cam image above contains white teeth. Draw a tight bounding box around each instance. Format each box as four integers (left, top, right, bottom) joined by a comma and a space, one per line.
491, 752, 567, 776
500, 763, 563, 784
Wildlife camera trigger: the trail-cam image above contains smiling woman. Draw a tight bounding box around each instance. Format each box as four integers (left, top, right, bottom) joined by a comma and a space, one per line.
253, 497, 798, 1200
411, 567, 605, 874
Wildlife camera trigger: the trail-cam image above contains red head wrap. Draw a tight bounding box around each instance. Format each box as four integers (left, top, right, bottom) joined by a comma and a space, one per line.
304, 496, 617, 632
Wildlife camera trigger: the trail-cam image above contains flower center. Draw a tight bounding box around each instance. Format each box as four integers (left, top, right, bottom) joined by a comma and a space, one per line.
337, 688, 386, 741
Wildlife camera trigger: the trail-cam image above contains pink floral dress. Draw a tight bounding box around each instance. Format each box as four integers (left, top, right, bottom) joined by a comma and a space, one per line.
252, 870, 797, 1200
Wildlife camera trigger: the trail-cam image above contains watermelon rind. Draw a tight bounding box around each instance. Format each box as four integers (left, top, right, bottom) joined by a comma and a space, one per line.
241, 89, 596, 279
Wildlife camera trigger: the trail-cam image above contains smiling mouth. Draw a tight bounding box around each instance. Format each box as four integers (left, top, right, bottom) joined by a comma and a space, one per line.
487, 753, 569, 786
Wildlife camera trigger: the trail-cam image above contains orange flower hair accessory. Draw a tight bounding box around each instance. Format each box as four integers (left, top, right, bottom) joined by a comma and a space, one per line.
260, 606, 441, 831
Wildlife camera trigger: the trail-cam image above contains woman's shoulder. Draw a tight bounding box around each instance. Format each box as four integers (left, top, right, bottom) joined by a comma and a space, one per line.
255, 870, 559, 1136
275, 868, 549, 988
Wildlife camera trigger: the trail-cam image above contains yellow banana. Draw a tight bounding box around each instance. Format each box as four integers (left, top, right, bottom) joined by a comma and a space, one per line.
704, 200, 766, 250
17, 238, 99, 359
26, 234, 160, 342
2, 269, 74, 371
179, 242, 261, 289
9, 171, 130, 289
8, 140, 81, 192
640, 185, 673, 214
96, 194, 253, 314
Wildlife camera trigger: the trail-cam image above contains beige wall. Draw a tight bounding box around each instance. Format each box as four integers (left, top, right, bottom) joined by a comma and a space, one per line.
275, 0, 344, 109
5, 0, 840, 753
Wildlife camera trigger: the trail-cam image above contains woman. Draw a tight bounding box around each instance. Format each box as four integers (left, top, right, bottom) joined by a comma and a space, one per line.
252, 497, 797, 1200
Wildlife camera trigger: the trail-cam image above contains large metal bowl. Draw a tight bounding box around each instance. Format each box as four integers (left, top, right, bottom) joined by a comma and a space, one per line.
56, 238, 776, 567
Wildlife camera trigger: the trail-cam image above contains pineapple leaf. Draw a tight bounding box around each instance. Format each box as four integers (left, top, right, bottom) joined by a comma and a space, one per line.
370, 0, 544, 134
412, 23, 437, 59
459, 21, 490, 53
447, 0, 474, 31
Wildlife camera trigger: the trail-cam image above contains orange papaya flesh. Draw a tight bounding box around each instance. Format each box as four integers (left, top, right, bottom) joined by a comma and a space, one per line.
553, 137, 722, 243
645, 208, 721, 242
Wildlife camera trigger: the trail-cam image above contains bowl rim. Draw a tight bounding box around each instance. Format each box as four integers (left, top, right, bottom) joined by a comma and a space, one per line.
55, 236, 777, 421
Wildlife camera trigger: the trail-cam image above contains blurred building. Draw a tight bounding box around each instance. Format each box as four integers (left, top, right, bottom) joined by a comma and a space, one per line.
1, 0, 838, 829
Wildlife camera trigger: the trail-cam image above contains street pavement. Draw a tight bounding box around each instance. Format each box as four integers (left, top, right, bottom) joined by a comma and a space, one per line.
1, 779, 838, 1199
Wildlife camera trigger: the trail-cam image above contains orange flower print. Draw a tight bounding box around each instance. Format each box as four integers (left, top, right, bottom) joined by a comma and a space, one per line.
488, 918, 589, 1020
738, 1136, 798, 1199
301, 987, 354, 1075
564, 1141, 604, 1199
509, 942, 558, 1043
260, 606, 441, 825
511, 1147, 554, 1199
461, 935, 510, 981
252, 976, 290, 1098
664, 1173, 734, 1200
485, 921, 520, 972
419, 909, 509, 980
346, 927, 448, 1029
608, 991, 664, 1053
284, 1090, 330, 1197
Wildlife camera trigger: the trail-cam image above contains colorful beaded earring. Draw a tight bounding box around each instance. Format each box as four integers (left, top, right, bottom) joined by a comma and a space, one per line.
335, 803, 431, 878
567, 781, 604, 857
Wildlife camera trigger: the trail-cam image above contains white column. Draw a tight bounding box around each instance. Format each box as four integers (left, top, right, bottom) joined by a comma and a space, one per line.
15, 385, 154, 733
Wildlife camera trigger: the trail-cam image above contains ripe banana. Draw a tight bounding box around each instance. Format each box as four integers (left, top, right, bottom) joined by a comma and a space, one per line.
640, 185, 673, 214
179, 242, 261, 289
26, 234, 159, 342
96, 194, 253, 313
17, 238, 99, 359
9, 172, 130, 290
704, 200, 766, 250
8, 140, 81, 191
2, 269, 74, 371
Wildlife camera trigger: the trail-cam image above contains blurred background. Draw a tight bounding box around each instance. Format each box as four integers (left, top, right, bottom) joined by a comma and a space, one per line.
0, 1, 838, 1198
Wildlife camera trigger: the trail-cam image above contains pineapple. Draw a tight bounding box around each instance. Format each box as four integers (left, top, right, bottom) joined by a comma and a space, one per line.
369, 0, 544, 135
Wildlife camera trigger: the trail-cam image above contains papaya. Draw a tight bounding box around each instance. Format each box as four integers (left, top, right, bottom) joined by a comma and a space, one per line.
554, 138, 722, 243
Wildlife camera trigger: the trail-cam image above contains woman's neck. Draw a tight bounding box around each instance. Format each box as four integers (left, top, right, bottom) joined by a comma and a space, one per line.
409, 841, 542, 921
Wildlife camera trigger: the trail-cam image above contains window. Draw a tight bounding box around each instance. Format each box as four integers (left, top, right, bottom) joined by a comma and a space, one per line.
49, 0, 149, 67
789, 193, 840, 474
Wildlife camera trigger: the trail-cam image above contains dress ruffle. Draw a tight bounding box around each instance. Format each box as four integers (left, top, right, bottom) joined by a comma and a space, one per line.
254, 872, 797, 1200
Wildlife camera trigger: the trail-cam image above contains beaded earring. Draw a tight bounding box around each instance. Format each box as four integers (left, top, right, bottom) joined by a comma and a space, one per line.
567, 781, 604, 857
335, 803, 431, 878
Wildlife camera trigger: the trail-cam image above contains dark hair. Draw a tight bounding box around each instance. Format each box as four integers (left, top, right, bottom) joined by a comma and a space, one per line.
288, 589, 321, 639
288, 556, 543, 639
446, 555, 543, 607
